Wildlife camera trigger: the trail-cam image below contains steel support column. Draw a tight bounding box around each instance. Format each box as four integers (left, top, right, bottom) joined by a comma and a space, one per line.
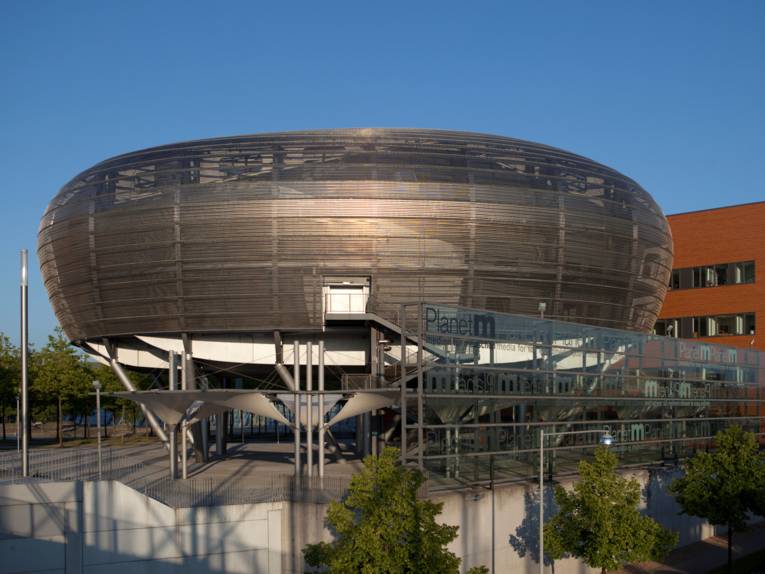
417, 303, 424, 471
216, 412, 226, 456
168, 351, 179, 479
182, 334, 207, 463
104, 339, 168, 444
318, 340, 325, 480
293, 341, 301, 479
400, 304, 407, 465
306, 341, 313, 477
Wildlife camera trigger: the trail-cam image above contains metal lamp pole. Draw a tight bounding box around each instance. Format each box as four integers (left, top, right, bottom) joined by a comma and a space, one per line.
20, 250, 29, 477
93, 380, 102, 479
539, 428, 613, 574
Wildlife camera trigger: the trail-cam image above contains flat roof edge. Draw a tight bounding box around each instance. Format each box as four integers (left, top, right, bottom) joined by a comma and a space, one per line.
669, 200, 765, 218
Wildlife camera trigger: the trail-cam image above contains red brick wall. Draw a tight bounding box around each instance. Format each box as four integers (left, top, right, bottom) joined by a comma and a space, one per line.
660, 201, 765, 351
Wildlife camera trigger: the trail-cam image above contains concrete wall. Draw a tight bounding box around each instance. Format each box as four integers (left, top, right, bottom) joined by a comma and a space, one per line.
0, 481, 282, 574
435, 467, 723, 574
1, 468, 759, 574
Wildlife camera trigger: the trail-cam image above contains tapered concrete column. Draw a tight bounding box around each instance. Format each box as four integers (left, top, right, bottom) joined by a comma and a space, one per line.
318, 340, 325, 479
306, 341, 313, 477
293, 341, 301, 479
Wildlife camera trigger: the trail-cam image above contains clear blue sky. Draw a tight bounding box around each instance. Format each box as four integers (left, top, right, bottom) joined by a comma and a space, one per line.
1, 0, 763, 347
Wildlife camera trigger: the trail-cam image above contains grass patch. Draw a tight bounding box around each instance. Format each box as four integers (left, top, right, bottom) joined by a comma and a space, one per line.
707, 548, 765, 574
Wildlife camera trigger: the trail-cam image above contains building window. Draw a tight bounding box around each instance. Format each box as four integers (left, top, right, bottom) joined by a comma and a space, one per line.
672, 260, 754, 290
653, 318, 679, 338
670, 312, 757, 338
692, 316, 709, 337
735, 261, 756, 284
745, 313, 756, 335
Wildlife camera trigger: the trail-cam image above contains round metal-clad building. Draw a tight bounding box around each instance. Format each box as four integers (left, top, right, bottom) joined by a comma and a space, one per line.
39, 128, 672, 346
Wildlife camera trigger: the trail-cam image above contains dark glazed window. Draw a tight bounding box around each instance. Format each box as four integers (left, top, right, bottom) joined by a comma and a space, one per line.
671, 312, 757, 337
737, 261, 755, 284
653, 318, 679, 337
745, 313, 756, 335
673, 261, 755, 290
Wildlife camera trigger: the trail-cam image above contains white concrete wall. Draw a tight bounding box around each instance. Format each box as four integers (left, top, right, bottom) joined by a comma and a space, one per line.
1, 468, 759, 574
433, 467, 723, 573
282, 467, 741, 574
0, 481, 282, 574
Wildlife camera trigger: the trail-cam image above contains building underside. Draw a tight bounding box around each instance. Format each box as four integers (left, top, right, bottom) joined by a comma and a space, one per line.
94, 304, 765, 485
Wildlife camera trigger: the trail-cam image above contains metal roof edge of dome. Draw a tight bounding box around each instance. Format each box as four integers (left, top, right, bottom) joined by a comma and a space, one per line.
80, 127, 597, 171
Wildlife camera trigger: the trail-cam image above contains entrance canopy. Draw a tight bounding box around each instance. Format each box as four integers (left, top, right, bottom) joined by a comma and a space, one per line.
112, 390, 292, 427
111, 389, 401, 429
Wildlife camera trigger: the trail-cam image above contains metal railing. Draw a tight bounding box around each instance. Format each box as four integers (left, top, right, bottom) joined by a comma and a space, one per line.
142, 473, 352, 508
0, 448, 144, 484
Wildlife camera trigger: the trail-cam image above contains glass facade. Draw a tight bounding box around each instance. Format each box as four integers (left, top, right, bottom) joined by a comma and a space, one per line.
402, 304, 765, 485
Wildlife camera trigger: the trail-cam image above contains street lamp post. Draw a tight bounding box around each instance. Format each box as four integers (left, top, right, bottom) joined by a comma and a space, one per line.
93, 380, 102, 479
538, 428, 613, 574
20, 250, 29, 477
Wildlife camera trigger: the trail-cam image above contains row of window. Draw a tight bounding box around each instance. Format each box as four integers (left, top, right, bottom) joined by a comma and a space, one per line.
654, 313, 756, 339
668, 260, 755, 290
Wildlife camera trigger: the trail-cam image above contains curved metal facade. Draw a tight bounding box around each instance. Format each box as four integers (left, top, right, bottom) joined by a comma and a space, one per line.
38, 129, 673, 341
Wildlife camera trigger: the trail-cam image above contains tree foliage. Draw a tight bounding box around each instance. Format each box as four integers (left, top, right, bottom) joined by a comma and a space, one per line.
544, 447, 677, 574
33, 328, 93, 441
304, 446, 487, 574
0, 335, 20, 439
670, 426, 765, 572
34, 328, 91, 404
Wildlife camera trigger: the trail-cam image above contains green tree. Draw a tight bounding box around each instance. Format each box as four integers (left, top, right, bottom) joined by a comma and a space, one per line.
0, 334, 20, 441
33, 328, 92, 445
670, 426, 765, 573
304, 446, 487, 574
544, 447, 677, 574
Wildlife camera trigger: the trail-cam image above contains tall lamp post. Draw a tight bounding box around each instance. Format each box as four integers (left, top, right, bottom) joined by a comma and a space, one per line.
20, 250, 29, 477
93, 380, 102, 479
539, 428, 613, 574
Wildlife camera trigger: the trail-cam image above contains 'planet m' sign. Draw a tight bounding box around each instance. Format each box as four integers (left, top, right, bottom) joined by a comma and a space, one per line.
424, 306, 496, 338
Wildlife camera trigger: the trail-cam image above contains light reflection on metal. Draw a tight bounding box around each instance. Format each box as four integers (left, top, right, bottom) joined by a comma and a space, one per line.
38, 129, 673, 343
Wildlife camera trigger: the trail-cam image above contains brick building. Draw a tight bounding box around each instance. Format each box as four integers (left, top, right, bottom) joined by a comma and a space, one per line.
657, 201, 765, 350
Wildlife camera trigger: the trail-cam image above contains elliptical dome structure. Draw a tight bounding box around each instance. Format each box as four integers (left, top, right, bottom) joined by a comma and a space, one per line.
39, 128, 673, 344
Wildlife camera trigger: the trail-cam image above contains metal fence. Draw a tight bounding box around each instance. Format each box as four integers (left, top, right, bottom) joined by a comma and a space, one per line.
0, 448, 144, 483
141, 473, 352, 508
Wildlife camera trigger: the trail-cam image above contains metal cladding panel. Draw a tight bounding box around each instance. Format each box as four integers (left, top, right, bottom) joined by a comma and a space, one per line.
37, 129, 673, 341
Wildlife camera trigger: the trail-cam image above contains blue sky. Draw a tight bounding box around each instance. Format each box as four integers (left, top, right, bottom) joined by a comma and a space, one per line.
1, 0, 763, 347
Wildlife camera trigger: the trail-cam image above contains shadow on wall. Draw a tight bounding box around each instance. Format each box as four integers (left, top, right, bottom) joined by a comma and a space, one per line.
509, 485, 559, 572
1, 534, 273, 574
643, 467, 713, 546
0, 480, 283, 574
506, 467, 727, 573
